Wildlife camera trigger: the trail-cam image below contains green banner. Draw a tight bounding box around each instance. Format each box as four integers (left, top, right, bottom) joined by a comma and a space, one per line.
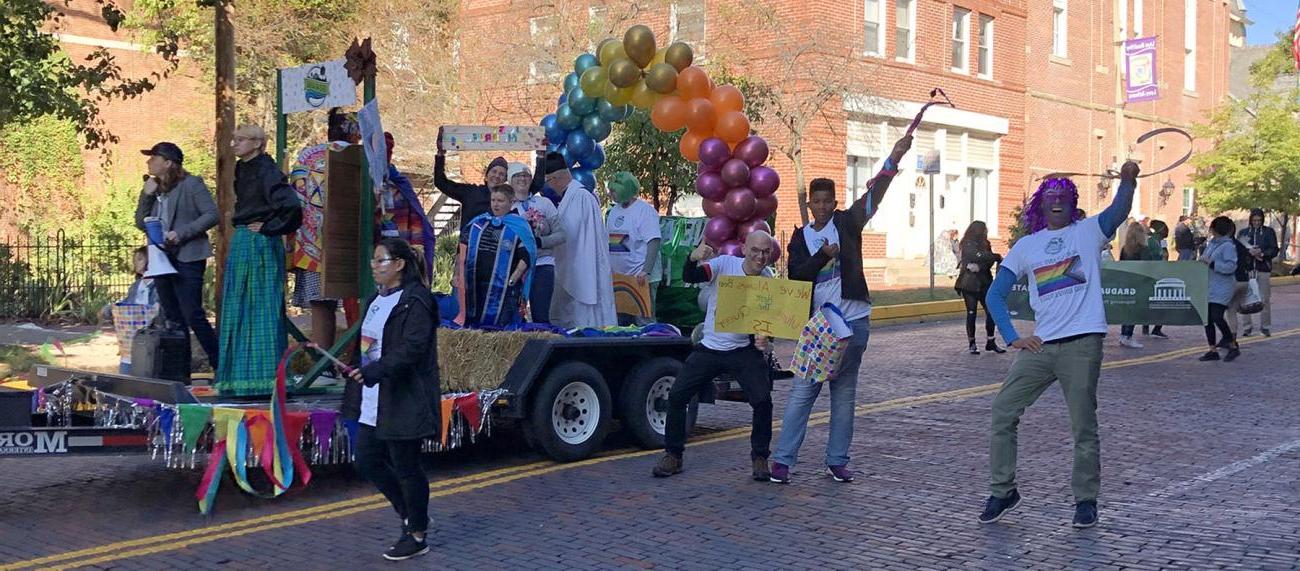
1008, 261, 1208, 325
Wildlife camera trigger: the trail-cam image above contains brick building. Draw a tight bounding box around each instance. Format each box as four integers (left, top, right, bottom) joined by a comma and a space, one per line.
456, 0, 1239, 276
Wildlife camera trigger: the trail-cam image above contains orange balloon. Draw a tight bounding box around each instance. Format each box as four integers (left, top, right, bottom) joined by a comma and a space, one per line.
685, 98, 716, 134
676, 66, 713, 100
679, 131, 705, 162
710, 85, 744, 114
651, 95, 688, 132
715, 111, 751, 144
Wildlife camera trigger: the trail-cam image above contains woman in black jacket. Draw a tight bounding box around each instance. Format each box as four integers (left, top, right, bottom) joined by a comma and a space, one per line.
344, 238, 441, 561
954, 221, 1005, 355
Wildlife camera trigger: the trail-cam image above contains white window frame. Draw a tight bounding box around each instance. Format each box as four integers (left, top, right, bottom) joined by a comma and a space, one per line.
951, 7, 970, 74
528, 16, 561, 83
587, 6, 609, 52
977, 14, 993, 78
1182, 187, 1195, 216
894, 0, 916, 63
1184, 0, 1196, 92
1052, 0, 1068, 59
1133, 0, 1144, 36
671, 0, 707, 59
864, 0, 885, 57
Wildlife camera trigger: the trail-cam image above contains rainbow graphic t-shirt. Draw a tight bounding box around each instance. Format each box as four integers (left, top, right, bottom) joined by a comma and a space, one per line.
1000, 217, 1108, 342
357, 290, 403, 426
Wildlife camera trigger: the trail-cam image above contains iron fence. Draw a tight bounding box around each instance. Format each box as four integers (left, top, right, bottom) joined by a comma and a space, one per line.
0, 230, 140, 320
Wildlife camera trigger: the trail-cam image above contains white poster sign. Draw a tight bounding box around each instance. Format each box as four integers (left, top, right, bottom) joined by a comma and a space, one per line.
280, 59, 356, 114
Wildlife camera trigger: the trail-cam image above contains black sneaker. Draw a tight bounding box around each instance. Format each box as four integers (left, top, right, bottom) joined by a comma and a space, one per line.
1149, 329, 1170, 339
652, 453, 683, 477
752, 456, 771, 481
1072, 500, 1099, 528
978, 490, 1021, 524
985, 339, 1007, 354
1262, 328, 1271, 337
383, 533, 429, 561
1224, 347, 1241, 362
1198, 350, 1221, 362
968, 341, 980, 355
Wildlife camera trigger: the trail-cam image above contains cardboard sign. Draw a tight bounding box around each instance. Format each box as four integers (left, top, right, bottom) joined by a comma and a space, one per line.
714, 276, 814, 340
322, 145, 363, 299
612, 273, 653, 320
440, 126, 547, 152
279, 59, 356, 114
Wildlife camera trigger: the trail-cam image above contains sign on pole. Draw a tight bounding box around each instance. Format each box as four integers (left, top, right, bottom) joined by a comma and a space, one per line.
714, 276, 814, 340
439, 126, 548, 152
1124, 37, 1159, 103
279, 59, 357, 114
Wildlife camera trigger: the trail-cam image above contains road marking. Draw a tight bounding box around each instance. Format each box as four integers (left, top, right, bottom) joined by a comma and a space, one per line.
7, 327, 1296, 570
1148, 437, 1300, 498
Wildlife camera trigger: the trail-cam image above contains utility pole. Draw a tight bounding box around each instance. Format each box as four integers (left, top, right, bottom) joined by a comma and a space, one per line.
214, 0, 236, 318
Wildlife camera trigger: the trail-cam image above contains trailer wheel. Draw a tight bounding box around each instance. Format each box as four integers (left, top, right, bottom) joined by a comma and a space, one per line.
524, 361, 612, 462
619, 357, 697, 450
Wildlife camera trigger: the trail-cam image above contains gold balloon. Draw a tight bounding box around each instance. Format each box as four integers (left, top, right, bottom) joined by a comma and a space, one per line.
606, 84, 635, 106
580, 66, 608, 98
623, 25, 657, 68
644, 62, 679, 95
598, 38, 627, 66
630, 81, 660, 109
664, 42, 694, 72
651, 47, 667, 68
607, 58, 642, 88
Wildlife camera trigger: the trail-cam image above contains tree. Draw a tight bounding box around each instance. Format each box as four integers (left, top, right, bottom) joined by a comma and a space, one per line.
1191, 35, 1300, 261
0, 0, 179, 149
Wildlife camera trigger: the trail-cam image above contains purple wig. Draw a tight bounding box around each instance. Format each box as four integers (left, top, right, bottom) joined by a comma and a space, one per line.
1023, 176, 1083, 233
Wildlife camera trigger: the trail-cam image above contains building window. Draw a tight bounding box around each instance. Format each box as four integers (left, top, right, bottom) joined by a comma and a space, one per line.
864, 0, 884, 56
588, 5, 609, 50
529, 15, 560, 82
847, 155, 881, 229
1133, 0, 1143, 36
951, 8, 970, 74
671, 0, 706, 58
1184, 0, 1196, 91
977, 14, 993, 78
1052, 0, 1068, 58
895, 0, 915, 62
1182, 187, 1195, 216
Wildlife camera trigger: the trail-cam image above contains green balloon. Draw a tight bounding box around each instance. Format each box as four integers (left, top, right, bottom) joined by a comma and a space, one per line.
597, 98, 631, 122
556, 104, 581, 131
569, 86, 596, 115
582, 113, 612, 142
563, 72, 580, 94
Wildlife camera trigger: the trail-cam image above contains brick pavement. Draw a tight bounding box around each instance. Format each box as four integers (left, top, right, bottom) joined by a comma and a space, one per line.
1, 285, 1297, 570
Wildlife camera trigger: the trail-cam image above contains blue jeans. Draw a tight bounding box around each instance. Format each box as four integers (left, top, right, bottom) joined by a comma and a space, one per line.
530, 264, 555, 323
773, 317, 870, 468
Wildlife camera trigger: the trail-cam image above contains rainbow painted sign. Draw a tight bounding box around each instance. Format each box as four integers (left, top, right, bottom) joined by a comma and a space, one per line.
441, 125, 548, 152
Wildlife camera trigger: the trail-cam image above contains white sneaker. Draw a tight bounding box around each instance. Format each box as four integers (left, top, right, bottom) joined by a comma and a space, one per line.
1119, 336, 1143, 349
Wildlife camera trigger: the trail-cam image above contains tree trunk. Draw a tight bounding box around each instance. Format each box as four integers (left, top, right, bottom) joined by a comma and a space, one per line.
791, 136, 808, 226
213, 0, 237, 322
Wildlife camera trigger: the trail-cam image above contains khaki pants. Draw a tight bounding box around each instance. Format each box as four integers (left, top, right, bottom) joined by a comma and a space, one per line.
1236, 273, 1271, 332
1223, 281, 1250, 338
989, 333, 1104, 502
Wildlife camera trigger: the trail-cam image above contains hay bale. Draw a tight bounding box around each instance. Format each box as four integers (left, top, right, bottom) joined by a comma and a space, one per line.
437, 329, 561, 393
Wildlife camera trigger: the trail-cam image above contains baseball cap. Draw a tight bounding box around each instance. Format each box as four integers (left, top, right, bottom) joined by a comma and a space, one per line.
140, 142, 184, 164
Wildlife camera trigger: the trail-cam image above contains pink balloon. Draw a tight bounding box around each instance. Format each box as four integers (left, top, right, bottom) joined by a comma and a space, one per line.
721, 158, 752, 188
738, 218, 771, 238
719, 240, 743, 257
703, 216, 736, 247
733, 136, 770, 167
702, 198, 725, 218
724, 187, 757, 221
754, 194, 778, 219
698, 137, 732, 168
749, 166, 780, 198
696, 172, 728, 201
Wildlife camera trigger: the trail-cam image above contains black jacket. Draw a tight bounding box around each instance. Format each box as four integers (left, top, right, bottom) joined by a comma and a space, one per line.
786, 165, 900, 314
954, 243, 1001, 294
1237, 225, 1279, 273
436, 153, 544, 233
341, 283, 442, 441
233, 153, 283, 228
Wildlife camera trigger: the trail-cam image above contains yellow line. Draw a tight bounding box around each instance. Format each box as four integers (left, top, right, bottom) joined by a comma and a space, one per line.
12, 327, 1298, 570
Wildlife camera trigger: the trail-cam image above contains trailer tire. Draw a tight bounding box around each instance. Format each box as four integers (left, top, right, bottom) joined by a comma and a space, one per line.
619, 357, 697, 450
524, 361, 612, 462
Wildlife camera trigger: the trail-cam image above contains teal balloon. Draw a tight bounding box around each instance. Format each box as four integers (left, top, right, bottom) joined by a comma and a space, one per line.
582, 114, 612, 142
596, 98, 631, 122
574, 53, 600, 76
569, 86, 596, 115
556, 104, 581, 131
563, 72, 580, 94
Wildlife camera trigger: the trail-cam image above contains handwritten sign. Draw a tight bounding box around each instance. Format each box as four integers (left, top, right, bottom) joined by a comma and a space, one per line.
714, 276, 813, 340
441, 125, 547, 152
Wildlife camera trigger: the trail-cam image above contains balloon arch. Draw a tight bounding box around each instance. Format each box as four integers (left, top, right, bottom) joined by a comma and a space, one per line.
539, 24, 781, 260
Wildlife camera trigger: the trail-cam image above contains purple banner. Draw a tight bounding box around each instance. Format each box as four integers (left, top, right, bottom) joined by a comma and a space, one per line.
1125, 36, 1159, 103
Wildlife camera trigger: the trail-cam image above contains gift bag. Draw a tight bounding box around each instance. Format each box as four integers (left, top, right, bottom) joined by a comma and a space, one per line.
111, 303, 160, 362
789, 303, 854, 383
1239, 272, 1264, 315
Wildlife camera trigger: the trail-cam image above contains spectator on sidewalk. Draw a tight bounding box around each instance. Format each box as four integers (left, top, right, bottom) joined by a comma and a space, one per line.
1199, 216, 1241, 362
1174, 215, 1196, 261
954, 221, 1006, 356
1118, 224, 1150, 349
1237, 208, 1278, 337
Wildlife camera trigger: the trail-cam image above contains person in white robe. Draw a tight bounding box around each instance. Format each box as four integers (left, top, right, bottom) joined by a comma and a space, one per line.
542, 153, 617, 329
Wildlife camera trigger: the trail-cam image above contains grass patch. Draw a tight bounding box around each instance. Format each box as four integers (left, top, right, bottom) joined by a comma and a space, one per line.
872, 287, 961, 307
0, 345, 51, 375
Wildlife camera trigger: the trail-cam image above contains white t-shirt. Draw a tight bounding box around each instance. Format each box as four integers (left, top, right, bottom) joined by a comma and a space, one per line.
801, 221, 872, 321
700, 256, 773, 351
1000, 217, 1108, 342
358, 289, 403, 427
513, 196, 558, 266
606, 199, 662, 280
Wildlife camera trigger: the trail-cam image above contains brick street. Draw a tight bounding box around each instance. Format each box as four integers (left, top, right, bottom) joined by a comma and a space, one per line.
2, 285, 1297, 570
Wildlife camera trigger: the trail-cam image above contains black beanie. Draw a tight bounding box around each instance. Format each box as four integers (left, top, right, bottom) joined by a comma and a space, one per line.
543, 152, 569, 175
485, 156, 509, 178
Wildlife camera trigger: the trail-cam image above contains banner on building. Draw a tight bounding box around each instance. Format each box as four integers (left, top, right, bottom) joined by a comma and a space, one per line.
280, 59, 356, 114
1124, 37, 1159, 103
1007, 261, 1207, 325
439, 126, 548, 152
714, 276, 813, 340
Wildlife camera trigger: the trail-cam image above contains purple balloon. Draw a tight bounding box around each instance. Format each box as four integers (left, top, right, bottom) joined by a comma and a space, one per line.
754, 194, 778, 219
698, 137, 732, 168
699, 161, 721, 176
770, 240, 783, 263
724, 187, 757, 221
719, 240, 743, 257
721, 159, 752, 188
696, 173, 728, 201
749, 166, 780, 198
733, 136, 770, 168
737, 218, 771, 239
703, 217, 736, 247
702, 198, 725, 218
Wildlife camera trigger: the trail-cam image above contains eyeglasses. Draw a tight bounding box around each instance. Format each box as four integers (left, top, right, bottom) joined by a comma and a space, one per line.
370, 257, 398, 266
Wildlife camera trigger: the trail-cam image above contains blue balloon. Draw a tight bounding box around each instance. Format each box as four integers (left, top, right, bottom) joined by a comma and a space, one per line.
574, 53, 600, 76
579, 144, 606, 170
557, 93, 568, 106
563, 72, 580, 94
582, 113, 612, 142
541, 113, 564, 143
558, 144, 576, 168
556, 104, 581, 131
565, 130, 595, 160
596, 98, 630, 122
571, 168, 596, 191
568, 86, 596, 115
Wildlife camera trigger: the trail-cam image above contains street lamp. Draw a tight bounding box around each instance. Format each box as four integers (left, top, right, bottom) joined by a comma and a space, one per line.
1159, 179, 1175, 207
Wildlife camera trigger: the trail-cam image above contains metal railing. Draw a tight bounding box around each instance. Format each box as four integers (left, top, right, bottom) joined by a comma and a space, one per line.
0, 230, 140, 320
